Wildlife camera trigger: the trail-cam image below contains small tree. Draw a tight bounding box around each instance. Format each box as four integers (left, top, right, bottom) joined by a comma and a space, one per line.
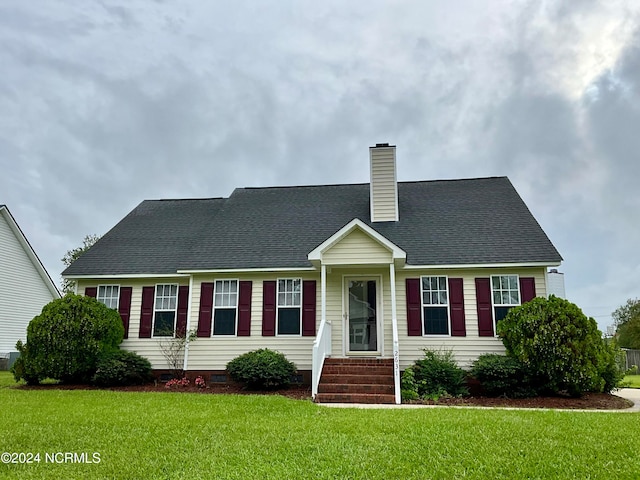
158, 329, 196, 378
12, 294, 124, 384
498, 296, 622, 396
613, 298, 640, 349
61, 234, 100, 294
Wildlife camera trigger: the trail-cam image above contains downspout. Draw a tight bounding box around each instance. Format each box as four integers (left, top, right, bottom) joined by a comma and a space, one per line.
182, 275, 194, 373
389, 262, 401, 404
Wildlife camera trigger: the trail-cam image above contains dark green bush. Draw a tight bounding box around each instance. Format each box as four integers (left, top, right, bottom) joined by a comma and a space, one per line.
470, 354, 537, 398
498, 295, 624, 396
12, 294, 124, 384
91, 350, 153, 387
412, 349, 468, 398
226, 349, 297, 389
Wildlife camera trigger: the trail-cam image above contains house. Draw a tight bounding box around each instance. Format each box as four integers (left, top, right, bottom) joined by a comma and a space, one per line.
62, 144, 562, 403
0, 205, 60, 366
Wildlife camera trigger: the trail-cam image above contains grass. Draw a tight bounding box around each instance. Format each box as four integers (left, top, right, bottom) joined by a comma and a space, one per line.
0, 371, 639, 480
623, 375, 640, 388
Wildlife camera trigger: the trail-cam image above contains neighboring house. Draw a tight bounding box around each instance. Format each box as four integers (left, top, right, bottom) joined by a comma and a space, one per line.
62, 144, 562, 403
0, 205, 60, 363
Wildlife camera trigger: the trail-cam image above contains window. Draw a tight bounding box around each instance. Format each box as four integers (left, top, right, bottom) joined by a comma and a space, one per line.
491, 275, 520, 323
97, 285, 119, 310
421, 276, 449, 335
277, 278, 301, 335
213, 280, 238, 335
153, 284, 178, 336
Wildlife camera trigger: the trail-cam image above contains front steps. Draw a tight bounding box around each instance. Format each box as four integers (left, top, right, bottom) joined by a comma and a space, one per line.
315, 358, 396, 404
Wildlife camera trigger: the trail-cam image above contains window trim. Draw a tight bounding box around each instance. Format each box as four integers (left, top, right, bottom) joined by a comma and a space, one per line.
420, 275, 451, 336
97, 284, 120, 310
490, 274, 521, 333
212, 279, 240, 337
276, 277, 302, 336
152, 283, 179, 338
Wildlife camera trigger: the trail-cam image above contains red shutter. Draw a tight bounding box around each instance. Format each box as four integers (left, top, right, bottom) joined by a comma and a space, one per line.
176, 285, 189, 337
475, 278, 494, 337
520, 277, 536, 303
118, 287, 132, 339
237, 281, 252, 336
139, 286, 155, 338
406, 278, 422, 336
197, 282, 214, 338
302, 280, 317, 336
262, 281, 276, 336
85, 287, 97, 298
448, 278, 466, 337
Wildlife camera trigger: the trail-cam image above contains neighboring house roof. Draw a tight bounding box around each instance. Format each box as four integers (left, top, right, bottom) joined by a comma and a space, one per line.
0, 205, 60, 298
62, 177, 562, 277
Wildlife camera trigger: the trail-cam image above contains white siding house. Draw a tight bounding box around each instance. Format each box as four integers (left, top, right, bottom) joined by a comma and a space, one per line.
0, 206, 60, 360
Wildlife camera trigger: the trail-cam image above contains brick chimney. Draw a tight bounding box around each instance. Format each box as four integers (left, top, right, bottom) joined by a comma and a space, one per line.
369, 143, 398, 222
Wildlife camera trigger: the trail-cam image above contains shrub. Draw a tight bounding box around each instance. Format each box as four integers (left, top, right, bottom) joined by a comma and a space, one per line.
226, 349, 297, 390
12, 294, 124, 384
91, 350, 153, 387
412, 349, 468, 398
470, 354, 537, 398
498, 295, 624, 396
400, 367, 419, 401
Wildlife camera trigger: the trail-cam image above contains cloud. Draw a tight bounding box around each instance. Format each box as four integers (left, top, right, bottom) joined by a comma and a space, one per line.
0, 0, 639, 331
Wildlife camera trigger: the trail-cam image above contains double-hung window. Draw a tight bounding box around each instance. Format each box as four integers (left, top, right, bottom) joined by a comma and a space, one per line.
277, 278, 301, 335
97, 285, 119, 310
491, 275, 520, 324
213, 280, 238, 335
421, 276, 449, 335
153, 284, 178, 337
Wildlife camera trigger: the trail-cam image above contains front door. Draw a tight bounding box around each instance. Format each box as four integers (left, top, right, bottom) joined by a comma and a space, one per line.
347, 278, 378, 353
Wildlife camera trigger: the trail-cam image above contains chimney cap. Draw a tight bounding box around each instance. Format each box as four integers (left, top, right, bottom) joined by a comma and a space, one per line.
372, 143, 394, 148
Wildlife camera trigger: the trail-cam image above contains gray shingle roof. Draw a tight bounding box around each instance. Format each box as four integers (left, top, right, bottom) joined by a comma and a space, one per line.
63, 177, 562, 276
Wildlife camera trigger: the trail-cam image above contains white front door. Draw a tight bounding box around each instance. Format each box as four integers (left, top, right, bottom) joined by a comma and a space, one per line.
346, 278, 379, 354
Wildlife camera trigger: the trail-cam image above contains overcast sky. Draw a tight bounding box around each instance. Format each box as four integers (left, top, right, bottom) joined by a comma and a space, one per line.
1, 1, 638, 332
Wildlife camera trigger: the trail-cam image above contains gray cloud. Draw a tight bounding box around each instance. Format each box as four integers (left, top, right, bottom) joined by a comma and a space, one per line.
1, 1, 639, 329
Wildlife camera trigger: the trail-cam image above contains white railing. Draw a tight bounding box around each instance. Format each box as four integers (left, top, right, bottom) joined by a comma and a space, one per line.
311, 320, 332, 399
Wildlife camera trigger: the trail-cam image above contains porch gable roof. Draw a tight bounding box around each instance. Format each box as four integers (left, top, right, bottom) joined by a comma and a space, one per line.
308, 218, 406, 266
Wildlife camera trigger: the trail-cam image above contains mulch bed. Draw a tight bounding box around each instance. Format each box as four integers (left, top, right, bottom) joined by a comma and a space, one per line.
18, 383, 634, 409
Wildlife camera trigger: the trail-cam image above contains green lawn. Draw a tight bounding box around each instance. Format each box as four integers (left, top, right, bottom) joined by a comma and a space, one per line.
623, 375, 640, 388
1, 372, 639, 479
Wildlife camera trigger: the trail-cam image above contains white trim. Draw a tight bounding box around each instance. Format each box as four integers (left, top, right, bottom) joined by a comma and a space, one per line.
420, 275, 452, 337
402, 262, 560, 270
389, 263, 401, 404
275, 277, 303, 337
308, 218, 406, 263
342, 275, 383, 356
64, 273, 191, 279
321, 265, 327, 327
96, 284, 120, 310
490, 274, 521, 337
177, 267, 316, 274
1, 206, 60, 298
212, 278, 240, 337
151, 283, 179, 338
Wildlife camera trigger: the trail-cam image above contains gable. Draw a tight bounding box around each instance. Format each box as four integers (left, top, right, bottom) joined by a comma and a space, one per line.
322, 227, 393, 265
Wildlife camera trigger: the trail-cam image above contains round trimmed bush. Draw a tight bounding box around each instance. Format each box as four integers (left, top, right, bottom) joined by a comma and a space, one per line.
91, 350, 153, 387
470, 354, 537, 398
497, 295, 623, 396
226, 349, 297, 389
12, 294, 124, 384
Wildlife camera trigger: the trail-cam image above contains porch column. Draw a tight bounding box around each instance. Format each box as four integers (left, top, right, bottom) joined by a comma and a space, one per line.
182, 274, 195, 373
321, 264, 327, 325
389, 263, 401, 404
